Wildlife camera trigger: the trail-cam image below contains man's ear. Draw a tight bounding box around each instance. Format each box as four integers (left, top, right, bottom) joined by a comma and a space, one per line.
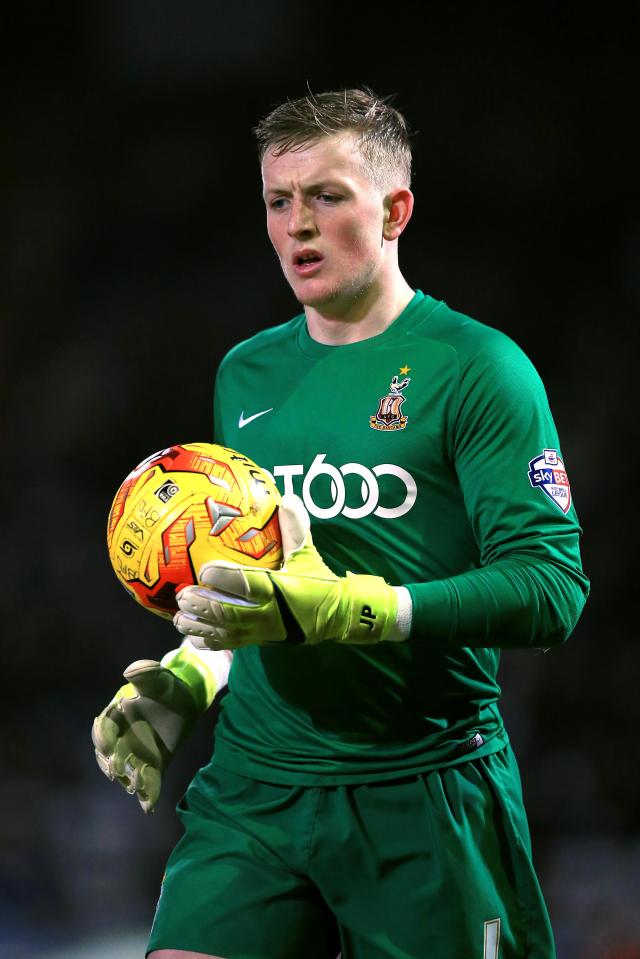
383, 188, 414, 241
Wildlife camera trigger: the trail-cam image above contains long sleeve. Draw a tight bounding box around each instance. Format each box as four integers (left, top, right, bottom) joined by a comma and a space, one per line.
406, 333, 589, 648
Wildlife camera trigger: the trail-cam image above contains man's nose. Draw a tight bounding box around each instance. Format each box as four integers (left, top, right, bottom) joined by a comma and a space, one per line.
287, 199, 316, 238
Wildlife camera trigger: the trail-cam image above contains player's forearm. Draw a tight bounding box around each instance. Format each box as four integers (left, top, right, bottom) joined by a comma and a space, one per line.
405, 557, 590, 649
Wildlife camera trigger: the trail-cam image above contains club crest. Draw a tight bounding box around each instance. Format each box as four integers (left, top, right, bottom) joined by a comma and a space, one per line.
370, 373, 411, 431
528, 448, 572, 513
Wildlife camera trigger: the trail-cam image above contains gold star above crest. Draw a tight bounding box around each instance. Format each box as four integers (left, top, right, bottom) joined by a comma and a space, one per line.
399, 365, 411, 375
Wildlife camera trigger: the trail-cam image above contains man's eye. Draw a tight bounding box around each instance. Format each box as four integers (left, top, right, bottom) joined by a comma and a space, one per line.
269, 198, 288, 210
318, 193, 339, 203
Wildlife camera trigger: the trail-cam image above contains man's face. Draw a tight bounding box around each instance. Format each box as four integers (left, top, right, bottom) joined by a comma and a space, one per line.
262, 134, 389, 311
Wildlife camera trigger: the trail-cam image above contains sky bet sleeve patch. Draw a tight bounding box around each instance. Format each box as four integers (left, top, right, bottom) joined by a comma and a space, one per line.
528, 449, 572, 513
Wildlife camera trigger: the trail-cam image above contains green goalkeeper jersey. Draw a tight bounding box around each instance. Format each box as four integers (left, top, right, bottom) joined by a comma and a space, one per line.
207, 290, 589, 785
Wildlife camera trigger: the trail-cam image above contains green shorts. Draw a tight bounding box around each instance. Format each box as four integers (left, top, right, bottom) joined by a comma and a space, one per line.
148, 745, 554, 959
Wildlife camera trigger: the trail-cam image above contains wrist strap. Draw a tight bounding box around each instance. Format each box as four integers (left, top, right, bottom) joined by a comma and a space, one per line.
161, 643, 223, 711
342, 574, 398, 644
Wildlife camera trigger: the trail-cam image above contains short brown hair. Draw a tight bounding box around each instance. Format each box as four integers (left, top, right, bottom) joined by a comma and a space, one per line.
254, 87, 412, 190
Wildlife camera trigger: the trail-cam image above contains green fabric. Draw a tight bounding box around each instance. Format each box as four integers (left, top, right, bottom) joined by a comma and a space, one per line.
147, 747, 554, 958
206, 291, 588, 784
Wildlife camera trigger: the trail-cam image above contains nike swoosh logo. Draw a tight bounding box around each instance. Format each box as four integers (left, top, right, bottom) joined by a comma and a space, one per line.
238, 408, 274, 429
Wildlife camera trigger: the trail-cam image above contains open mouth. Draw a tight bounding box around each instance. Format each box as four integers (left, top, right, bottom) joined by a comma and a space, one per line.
293, 251, 323, 275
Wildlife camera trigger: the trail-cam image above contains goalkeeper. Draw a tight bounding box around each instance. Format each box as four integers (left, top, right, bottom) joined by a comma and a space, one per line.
94, 88, 589, 959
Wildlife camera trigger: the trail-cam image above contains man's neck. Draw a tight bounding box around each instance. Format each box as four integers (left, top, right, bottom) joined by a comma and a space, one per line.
304, 277, 415, 346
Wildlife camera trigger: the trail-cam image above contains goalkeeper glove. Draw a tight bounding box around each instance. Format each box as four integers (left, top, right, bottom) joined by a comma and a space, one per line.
91, 642, 230, 813
174, 493, 411, 650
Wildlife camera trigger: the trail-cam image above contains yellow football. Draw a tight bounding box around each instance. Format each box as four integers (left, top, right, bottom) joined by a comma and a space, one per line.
107, 443, 282, 619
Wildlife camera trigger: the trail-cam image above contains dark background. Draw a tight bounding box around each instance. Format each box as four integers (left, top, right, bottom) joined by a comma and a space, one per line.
3, 4, 638, 958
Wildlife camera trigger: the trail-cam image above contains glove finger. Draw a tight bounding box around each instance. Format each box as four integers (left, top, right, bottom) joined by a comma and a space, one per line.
106, 748, 160, 811
176, 586, 226, 623
198, 561, 269, 605
174, 611, 234, 648
94, 748, 115, 781
136, 765, 161, 814
124, 759, 146, 798
92, 712, 120, 758
197, 560, 250, 597
278, 493, 311, 561
114, 773, 136, 795
93, 712, 150, 781
277, 496, 334, 577
109, 745, 138, 783
182, 632, 237, 652
122, 660, 170, 699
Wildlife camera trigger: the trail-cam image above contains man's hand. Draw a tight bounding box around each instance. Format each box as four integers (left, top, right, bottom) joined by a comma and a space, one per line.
92, 644, 225, 813
174, 493, 401, 650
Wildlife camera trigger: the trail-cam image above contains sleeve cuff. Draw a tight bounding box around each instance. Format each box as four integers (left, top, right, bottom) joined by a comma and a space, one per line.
387, 586, 413, 642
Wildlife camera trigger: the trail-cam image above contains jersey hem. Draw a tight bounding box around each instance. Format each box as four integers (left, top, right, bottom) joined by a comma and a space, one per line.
210, 727, 510, 787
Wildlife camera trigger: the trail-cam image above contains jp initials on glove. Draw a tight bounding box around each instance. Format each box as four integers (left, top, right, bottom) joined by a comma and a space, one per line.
174, 493, 401, 650
92, 643, 228, 813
